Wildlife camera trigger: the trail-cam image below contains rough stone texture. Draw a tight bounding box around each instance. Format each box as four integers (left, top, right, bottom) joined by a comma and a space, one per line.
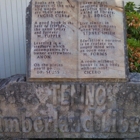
0, 75, 26, 90
129, 73, 140, 82
27, 0, 129, 81
0, 74, 140, 139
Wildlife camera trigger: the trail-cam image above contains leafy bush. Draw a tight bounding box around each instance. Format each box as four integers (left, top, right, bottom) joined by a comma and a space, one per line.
127, 38, 140, 72
125, 2, 140, 72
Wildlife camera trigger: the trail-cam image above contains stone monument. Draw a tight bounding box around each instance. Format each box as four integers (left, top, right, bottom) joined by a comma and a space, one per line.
27, 0, 128, 81
1, 0, 140, 139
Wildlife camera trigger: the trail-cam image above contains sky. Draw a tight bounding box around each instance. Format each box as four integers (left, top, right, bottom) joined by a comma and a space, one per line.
124, 0, 139, 5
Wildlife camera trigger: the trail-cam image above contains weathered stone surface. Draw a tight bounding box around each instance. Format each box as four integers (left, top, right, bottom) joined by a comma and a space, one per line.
0, 74, 140, 138
27, 0, 128, 81
129, 73, 140, 82
27, 0, 78, 80
0, 75, 25, 90
78, 0, 127, 79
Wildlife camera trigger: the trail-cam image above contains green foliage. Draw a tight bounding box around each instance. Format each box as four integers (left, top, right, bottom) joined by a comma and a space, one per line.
125, 2, 136, 12
125, 2, 140, 40
126, 12, 140, 40
127, 38, 140, 72
125, 2, 140, 72
127, 38, 140, 48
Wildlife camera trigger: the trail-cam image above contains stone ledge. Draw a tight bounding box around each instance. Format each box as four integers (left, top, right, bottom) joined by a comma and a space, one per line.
0, 75, 26, 90
0, 73, 140, 90
129, 73, 140, 82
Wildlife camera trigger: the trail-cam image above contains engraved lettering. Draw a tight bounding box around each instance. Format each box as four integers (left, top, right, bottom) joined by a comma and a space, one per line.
59, 116, 69, 132
33, 117, 44, 132
52, 85, 60, 105
4, 118, 20, 132
118, 110, 129, 133
61, 85, 70, 105
96, 86, 106, 106
85, 85, 95, 105
22, 116, 32, 133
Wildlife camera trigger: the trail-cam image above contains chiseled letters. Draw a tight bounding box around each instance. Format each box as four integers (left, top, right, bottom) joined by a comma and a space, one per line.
96, 86, 106, 106
4, 117, 20, 132
85, 85, 95, 106
33, 117, 44, 132
22, 116, 32, 133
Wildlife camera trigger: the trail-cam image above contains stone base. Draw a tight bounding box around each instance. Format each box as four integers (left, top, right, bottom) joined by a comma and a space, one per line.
0, 74, 140, 139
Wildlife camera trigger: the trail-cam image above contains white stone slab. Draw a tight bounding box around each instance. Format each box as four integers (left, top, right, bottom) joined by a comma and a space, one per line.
30, 0, 78, 79
78, 0, 126, 79
28, 0, 127, 80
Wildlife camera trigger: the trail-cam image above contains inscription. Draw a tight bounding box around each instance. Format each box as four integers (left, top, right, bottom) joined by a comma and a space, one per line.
79, 1, 114, 18
0, 83, 140, 134
4, 118, 20, 132
1, 113, 137, 133
29, 0, 126, 80
30, 0, 77, 79
78, 0, 125, 78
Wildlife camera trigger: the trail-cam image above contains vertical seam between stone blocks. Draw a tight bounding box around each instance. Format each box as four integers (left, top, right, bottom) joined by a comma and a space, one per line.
77, 0, 79, 79
122, 0, 129, 81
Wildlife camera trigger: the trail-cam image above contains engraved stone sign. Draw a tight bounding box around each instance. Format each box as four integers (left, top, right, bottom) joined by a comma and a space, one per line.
0, 0, 138, 138
27, 0, 127, 81
0, 74, 140, 139
78, 0, 126, 79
